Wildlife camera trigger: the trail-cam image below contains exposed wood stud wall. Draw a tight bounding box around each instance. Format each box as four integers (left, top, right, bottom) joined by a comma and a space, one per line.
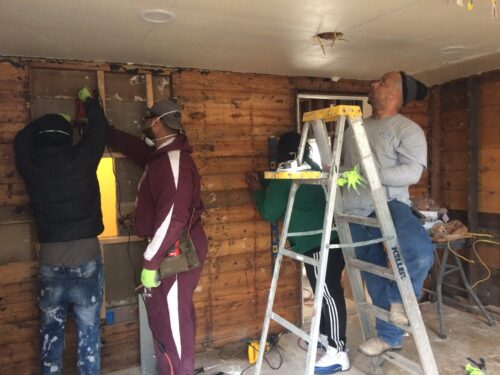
0, 58, 434, 372
436, 71, 500, 306
173, 69, 301, 348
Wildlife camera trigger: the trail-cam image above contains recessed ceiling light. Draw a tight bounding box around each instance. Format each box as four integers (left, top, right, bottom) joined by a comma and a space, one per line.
439, 46, 466, 55
139, 9, 177, 24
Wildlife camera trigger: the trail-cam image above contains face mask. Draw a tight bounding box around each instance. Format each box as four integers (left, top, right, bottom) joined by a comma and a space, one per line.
144, 136, 156, 147
142, 110, 180, 147
142, 132, 177, 147
142, 125, 156, 147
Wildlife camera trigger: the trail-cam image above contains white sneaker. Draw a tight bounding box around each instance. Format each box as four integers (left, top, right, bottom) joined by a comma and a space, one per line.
390, 303, 409, 326
314, 346, 350, 374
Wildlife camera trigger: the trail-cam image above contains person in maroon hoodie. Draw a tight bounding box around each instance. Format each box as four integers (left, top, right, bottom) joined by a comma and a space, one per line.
108, 99, 207, 375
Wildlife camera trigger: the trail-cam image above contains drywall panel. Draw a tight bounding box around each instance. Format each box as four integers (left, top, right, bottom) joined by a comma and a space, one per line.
0, 222, 33, 264
102, 239, 145, 306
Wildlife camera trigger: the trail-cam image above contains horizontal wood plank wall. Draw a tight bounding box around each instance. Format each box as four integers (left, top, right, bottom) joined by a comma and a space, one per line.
437, 71, 500, 306
173, 70, 300, 349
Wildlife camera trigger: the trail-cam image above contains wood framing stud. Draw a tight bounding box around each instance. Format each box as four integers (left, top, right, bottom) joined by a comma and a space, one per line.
466, 76, 479, 298
430, 86, 441, 204
466, 77, 479, 231
146, 73, 154, 108
97, 70, 106, 113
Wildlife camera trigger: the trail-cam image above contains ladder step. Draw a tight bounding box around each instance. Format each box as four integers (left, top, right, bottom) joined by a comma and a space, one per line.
336, 213, 380, 227
381, 351, 424, 375
329, 236, 393, 249
280, 248, 320, 267
288, 229, 324, 237
271, 312, 310, 343
347, 259, 396, 280
358, 303, 412, 332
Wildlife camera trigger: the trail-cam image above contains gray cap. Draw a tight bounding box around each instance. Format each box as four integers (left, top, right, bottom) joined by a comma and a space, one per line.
147, 99, 182, 130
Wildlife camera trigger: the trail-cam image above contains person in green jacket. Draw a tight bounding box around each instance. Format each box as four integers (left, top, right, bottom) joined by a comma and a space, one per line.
245, 132, 349, 374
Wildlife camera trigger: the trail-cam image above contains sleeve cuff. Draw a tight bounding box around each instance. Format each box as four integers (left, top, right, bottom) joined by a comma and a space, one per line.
143, 259, 161, 271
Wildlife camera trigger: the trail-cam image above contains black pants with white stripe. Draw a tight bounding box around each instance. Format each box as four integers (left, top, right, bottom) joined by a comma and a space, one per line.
304, 245, 347, 351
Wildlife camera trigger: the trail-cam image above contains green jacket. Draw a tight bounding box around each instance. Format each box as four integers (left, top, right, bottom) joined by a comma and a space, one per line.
253, 179, 337, 254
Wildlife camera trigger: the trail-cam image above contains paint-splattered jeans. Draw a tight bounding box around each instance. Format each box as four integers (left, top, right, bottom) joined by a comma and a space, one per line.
349, 200, 434, 347
38, 256, 103, 375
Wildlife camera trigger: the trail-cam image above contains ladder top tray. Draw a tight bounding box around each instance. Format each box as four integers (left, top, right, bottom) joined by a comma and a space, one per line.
303, 105, 362, 122
264, 170, 328, 180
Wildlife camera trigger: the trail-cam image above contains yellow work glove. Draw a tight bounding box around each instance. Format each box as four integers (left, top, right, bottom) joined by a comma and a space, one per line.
141, 269, 161, 289
337, 164, 367, 191
78, 87, 92, 102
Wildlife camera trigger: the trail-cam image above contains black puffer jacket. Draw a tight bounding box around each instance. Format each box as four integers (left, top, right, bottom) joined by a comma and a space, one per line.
14, 99, 108, 242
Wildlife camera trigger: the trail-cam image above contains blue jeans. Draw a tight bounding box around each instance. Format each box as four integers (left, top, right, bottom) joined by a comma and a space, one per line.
350, 200, 434, 346
38, 257, 103, 375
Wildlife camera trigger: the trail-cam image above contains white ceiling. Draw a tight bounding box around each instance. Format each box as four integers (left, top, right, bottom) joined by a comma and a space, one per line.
1, 0, 500, 85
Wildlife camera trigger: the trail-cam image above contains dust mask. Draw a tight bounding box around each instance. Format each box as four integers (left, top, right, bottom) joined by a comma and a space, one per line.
144, 136, 156, 147
143, 133, 177, 147
142, 111, 178, 147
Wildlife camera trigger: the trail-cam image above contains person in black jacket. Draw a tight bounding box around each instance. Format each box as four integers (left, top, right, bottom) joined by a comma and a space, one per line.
14, 87, 108, 375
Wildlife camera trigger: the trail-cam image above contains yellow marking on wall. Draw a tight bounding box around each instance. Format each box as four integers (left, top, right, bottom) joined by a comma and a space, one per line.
97, 157, 118, 238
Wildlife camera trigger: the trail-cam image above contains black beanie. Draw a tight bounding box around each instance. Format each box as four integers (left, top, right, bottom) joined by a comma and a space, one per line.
34, 114, 73, 149
277, 131, 321, 170
399, 71, 428, 107
277, 132, 301, 163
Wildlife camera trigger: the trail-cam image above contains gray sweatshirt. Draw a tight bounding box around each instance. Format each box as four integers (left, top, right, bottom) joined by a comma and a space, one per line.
341, 114, 427, 216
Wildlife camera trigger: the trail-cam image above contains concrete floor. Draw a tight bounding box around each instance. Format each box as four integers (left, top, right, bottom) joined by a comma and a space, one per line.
109, 298, 499, 375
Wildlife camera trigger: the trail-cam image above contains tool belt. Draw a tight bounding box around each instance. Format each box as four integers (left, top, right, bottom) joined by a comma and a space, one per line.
157, 208, 201, 279
158, 229, 200, 279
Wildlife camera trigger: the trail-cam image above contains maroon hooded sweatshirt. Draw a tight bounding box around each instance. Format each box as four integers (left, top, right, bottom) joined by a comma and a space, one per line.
107, 127, 207, 270
109, 127, 208, 374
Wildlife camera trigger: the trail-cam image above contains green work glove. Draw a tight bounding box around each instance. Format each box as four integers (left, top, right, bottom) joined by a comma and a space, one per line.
78, 87, 92, 102
58, 113, 72, 123
337, 164, 367, 191
465, 364, 485, 375
141, 268, 161, 289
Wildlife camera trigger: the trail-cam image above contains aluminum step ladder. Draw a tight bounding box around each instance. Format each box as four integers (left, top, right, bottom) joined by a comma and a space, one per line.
254, 105, 438, 375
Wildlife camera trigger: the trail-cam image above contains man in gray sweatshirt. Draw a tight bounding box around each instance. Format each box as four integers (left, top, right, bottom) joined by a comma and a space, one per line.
342, 71, 434, 356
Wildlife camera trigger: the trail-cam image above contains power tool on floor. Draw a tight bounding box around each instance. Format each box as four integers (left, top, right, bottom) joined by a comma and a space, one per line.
466, 357, 486, 375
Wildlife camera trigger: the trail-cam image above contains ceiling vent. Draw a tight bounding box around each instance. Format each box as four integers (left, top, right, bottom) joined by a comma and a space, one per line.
139, 9, 177, 24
